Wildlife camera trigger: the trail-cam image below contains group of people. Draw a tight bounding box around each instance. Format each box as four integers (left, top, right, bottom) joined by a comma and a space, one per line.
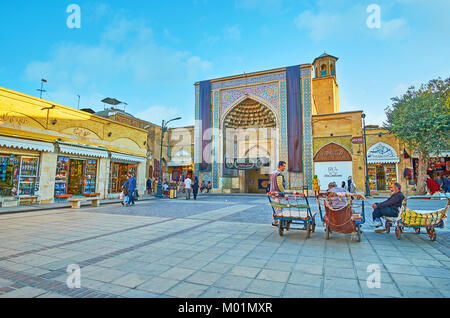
143, 175, 212, 200
269, 161, 408, 232
121, 172, 137, 207
426, 175, 450, 195
312, 175, 356, 199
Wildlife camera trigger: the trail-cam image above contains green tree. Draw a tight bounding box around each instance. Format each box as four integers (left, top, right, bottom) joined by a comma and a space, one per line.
384, 77, 450, 194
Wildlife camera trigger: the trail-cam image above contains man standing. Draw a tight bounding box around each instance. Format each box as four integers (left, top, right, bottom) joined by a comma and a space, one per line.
122, 172, 137, 206
371, 182, 405, 228
184, 175, 192, 200
269, 161, 287, 227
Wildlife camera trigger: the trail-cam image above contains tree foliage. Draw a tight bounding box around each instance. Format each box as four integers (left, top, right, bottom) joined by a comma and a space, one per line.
384, 77, 450, 157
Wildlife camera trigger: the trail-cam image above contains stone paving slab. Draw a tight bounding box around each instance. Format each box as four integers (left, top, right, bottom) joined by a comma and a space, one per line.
0, 196, 448, 298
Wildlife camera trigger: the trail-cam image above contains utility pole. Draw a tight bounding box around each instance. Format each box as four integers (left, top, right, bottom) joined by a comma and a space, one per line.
77, 95, 81, 109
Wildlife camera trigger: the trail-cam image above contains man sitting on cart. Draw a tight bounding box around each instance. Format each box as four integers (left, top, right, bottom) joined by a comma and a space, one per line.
371, 182, 405, 228
270, 161, 287, 227
326, 182, 347, 209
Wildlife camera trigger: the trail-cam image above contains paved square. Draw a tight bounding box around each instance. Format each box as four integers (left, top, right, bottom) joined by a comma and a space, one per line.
0, 196, 448, 298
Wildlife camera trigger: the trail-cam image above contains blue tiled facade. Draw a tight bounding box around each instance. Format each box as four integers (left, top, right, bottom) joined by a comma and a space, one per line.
302, 72, 314, 190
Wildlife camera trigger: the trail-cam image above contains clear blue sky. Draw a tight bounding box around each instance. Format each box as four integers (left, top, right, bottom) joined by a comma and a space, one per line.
0, 0, 449, 127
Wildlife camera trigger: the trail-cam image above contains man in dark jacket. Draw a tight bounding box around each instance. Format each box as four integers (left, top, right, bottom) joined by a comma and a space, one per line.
371, 182, 405, 228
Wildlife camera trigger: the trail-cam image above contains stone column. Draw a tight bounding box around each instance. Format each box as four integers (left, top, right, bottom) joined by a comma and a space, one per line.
137, 161, 146, 196
97, 157, 110, 199
39, 152, 57, 204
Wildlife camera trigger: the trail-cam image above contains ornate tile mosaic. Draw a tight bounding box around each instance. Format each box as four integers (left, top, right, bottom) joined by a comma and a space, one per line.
212, 91, 220, 189
220, 82, 280, 115
194, 85, 200, 178
211, 72, 286, 90
279, 80, 289, 173
302, 75, 314, 190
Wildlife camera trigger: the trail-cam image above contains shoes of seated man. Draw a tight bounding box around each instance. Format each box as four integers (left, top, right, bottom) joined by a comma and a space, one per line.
371, 221, 382, 228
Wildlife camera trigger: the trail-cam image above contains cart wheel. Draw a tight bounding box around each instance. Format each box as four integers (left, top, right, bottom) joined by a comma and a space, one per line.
355, 224, 361, 243
325, 225, 331, 240
286, 222, 291, 231
414, 228, 421, 235
385, 221, 391, 234
395, 226, 401, 240
278, 224, 284, 237
306, 223, 311, 239
428, 228, 436, 241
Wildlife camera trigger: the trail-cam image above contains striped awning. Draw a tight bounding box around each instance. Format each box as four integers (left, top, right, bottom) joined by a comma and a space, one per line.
58, 142, 109, 158
0, 136, 54, 152
111, 152, 146, 163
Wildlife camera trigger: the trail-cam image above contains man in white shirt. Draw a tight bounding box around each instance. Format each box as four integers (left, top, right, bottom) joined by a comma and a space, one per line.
184, 176, 192, 200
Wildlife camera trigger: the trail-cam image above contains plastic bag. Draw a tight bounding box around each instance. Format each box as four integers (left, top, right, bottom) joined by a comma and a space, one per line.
119, 192, 125, 200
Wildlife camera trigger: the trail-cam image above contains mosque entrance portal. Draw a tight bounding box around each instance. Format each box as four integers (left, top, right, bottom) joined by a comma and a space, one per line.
222, 98, 279, 193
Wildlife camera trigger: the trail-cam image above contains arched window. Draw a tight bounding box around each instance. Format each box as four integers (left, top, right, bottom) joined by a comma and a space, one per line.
321, 64, 327, 76
330, 63, 335, 76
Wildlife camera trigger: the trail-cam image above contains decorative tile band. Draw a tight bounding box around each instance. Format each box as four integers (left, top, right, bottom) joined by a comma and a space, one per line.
302, 77, 313, 189
279, 80, 289, 171
212, 91, 220, 189
211, 72, 286, 90
220, 82, 280, 115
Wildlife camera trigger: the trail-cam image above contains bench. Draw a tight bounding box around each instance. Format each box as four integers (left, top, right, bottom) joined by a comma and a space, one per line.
68, 197, 100, 209
15, 195, 41, 206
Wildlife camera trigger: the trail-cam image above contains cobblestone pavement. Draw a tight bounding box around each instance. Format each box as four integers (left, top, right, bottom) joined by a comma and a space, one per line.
0, 195, 448, 298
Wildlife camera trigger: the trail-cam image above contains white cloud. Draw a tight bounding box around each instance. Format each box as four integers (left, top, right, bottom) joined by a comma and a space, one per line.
294, 10, 341, 41
223, 25, 241, 41
23, 16, 212, 116
135, 105, 193, 127
377, 18, 409, 38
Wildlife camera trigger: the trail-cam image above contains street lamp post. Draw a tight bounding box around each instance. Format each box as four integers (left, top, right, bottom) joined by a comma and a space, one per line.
361, 113, 370, 197
156, 117, 182, 198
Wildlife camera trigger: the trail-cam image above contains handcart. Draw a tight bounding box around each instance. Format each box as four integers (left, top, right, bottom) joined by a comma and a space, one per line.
317, 193, 366, 242
383, 196, 449, 241
268, 192, 317, 238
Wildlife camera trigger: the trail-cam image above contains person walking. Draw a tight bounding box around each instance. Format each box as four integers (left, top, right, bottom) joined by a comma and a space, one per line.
192, 177, 199, 200
184, 175, 192, 200
312, 175, 320, 198
122, 172, 137, 206
121, 176, 130, 207
347, 176, 356, 193
146, 177, 152, 195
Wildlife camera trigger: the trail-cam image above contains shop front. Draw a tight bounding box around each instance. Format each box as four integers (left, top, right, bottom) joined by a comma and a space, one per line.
0, 136, 55, 205
412, 152, 450, 181
168, 149, 193, 181
54, 142, 109, 199
109, 152, 146, 194
314, 143, 353, 191
367, 142, 399, 192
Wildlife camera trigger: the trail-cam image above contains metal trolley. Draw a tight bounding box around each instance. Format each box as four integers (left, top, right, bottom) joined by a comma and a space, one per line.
383, 196, 449, 241
268, 191, 317, 238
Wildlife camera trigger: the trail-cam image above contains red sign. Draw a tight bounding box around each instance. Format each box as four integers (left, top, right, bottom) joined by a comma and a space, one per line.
351, 137, 364, 144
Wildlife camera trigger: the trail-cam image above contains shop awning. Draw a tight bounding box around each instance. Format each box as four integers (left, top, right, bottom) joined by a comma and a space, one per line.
111, 152, 146, 163
368, 158, 400, 164
168, 161, 193, 167
58, 142, 109, 158
367, 142, 400, 164
0, 136, 54, 152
